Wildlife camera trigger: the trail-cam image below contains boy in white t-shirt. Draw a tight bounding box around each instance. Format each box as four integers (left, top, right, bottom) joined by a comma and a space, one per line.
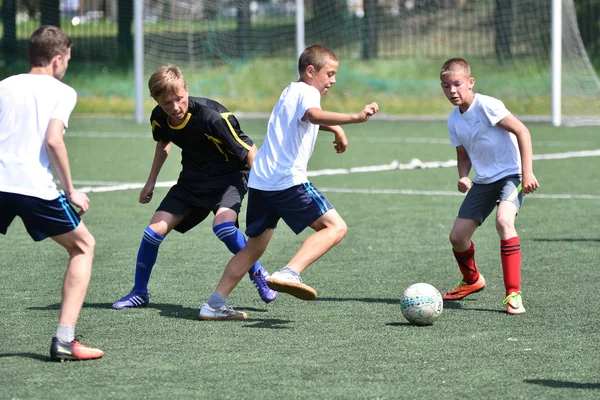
199, 44, 378, 320
0, 26, 103, 360
439, 58, 539, 314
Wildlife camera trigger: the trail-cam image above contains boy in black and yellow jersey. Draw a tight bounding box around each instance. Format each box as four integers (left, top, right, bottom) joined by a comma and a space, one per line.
113, 65, 277, 314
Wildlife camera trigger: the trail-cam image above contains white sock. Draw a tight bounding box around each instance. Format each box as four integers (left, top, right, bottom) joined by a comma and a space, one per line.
55, 324, 75, 343
281, 266, 299, 277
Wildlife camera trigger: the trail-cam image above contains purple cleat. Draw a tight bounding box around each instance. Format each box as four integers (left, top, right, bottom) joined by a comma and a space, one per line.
112, 290, 151, 309
249, 265, 278, 303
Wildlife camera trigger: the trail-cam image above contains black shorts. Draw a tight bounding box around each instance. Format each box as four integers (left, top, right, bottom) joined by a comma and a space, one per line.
157, 180, 247, 233
245, 182, 334, 237
0, 191, 80, 241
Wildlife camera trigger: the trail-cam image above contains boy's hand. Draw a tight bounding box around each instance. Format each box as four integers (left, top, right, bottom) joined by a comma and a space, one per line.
66, 190, 90, 216
357, 102, 379, 122
139, 182, 155, 203
333, 131, 348, 153
522, 172, 539, 195
457, 177, 471, 193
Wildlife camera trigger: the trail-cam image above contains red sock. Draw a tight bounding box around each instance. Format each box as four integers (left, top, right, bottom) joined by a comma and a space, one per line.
453, 241, 479, 284
501, 237, 521, 295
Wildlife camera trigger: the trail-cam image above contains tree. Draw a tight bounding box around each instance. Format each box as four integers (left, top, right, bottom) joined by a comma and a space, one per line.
2, 0, 17, 64
362, 0, 379, 60
494, 0, 513, 61
40, 0, 60, 27
117, 0, 133, 65
237, 0, 251, 57
575, 0, 600, 71
311, 0, 345, 47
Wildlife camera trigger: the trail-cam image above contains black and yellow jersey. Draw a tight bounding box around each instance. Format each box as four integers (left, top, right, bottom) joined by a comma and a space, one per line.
150, 97, 253, 190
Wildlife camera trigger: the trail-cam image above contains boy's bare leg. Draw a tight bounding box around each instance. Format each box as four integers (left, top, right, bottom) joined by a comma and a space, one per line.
52, 222, 95, 326
267, 210, 347, 300
286, 209, 347, 273
200, 230, 274, 320
50, 222, 103, 361
214, 229, 274, 297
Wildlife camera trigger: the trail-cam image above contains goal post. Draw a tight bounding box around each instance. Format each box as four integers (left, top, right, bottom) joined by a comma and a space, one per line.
133, 0, 600, 126
552, 0, 561, 127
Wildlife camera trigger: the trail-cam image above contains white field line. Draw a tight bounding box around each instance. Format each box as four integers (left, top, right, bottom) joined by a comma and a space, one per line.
318, 188, 600, 200
66, 131, 596, 147
73, 149, 600, 200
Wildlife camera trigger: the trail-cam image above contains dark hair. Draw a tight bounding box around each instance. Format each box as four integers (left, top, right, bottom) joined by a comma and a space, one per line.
298, 44, 339, 75
28, 25, 72, 67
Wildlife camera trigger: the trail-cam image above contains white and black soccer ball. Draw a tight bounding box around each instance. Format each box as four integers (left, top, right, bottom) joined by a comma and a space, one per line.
401, 283, 443, 326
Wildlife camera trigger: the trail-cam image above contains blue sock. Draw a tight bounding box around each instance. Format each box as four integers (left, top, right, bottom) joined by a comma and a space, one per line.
213, 222, 261, 274
133, 226, 165, 293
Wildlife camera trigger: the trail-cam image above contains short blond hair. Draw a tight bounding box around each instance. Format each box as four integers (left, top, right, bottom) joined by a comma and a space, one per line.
440, 58, 472, 78
148, 65, 187, 99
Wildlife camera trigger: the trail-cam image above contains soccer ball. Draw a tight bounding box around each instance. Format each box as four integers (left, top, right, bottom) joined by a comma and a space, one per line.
401, 283, 443, 326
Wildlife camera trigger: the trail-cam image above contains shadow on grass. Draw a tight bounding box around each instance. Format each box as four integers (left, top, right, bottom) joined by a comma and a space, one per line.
385, 322, 418, 327
243, 318, 293, 329
443, 300, 506, 314
531, 238, 600, 243
27, 302, 280, 324
0, 353, 53, 362
315, 296, 401, 305
525, 379, 600, 389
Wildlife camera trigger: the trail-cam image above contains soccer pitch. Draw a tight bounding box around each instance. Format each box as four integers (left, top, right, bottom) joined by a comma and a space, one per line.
1, 117, 599, 399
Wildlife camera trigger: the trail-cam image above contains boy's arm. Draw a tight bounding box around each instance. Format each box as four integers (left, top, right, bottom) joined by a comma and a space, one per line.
246, 144, 258, 169
497, 114, 540, 194
456, 145, 472, 193
303, 102, 379, 126
140, 140, 172, 203
319, 125, 348, 153
45, 119, 90, 215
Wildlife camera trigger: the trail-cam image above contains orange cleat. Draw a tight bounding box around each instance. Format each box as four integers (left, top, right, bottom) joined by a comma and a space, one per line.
504, 291, 526, 315
50, 337, 104, 361
442, 274, 486, 300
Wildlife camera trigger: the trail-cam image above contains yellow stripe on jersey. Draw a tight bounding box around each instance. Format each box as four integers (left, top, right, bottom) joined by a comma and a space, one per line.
506, 182, 522, 202
168, 113, 192, 130
151, 120, 162, 133
220, 112, 251, 151
205, 134, 229, 161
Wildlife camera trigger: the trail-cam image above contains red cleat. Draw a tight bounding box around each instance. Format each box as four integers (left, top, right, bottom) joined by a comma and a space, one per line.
50, 337, 104, 361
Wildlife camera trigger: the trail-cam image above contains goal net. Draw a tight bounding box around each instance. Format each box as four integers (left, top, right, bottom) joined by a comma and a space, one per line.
140, 0, 600, 124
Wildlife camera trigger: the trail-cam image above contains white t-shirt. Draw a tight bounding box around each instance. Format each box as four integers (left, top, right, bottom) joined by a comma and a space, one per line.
447, 93, 520, 184
0, 74, 77, 200
249, 81, 321, 190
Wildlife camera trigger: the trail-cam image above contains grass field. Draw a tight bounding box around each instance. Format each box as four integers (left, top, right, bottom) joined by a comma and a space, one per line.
1, 117, 599, 399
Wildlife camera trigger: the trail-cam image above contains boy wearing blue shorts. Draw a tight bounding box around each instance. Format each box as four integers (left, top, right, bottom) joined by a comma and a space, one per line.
0, 26, 103, 360
112, 65, 277, 310
439, 58, 540, 314
198, 45, 379, 320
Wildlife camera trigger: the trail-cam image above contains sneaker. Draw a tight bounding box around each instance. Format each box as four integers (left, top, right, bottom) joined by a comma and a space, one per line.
442, 274, 486, 300
199, 303, 248, 320
50, 337, 104, 361
249, 265, 278, 303
504, 291, 526, 314
267, 271, 317, 301
112, 290, 151, 309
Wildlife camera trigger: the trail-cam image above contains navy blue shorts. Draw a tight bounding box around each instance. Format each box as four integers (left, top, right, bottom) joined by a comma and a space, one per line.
0, 191, 81, 241
245, 182, 334, 237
